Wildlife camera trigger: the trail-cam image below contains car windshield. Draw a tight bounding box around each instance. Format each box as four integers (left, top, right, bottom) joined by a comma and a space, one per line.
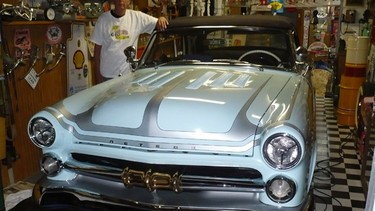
140, 28, 295, 68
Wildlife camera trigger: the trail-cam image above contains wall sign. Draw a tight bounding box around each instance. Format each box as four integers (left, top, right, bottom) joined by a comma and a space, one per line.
46, 25, 62, 45
67, 23, 90, 96
14, 28, 31, 58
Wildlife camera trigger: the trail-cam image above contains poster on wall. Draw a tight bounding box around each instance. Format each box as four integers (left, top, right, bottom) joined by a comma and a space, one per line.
14, 28, 31, 59
67, 23, 91, 96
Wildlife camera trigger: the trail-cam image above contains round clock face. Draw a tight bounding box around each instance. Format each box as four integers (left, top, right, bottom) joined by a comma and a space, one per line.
45, 8, 56, 21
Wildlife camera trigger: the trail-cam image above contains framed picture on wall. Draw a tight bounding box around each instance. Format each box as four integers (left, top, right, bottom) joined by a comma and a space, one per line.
346, 0, 364, 6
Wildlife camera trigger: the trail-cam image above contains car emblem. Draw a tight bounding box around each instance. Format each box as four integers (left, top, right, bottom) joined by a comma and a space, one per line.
121, 167, 182, 192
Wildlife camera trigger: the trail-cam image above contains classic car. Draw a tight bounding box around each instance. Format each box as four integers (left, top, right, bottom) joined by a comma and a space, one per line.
28, 15, 316, 210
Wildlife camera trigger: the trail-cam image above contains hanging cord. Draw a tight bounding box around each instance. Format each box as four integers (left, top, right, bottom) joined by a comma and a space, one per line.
313, 132, 354, 211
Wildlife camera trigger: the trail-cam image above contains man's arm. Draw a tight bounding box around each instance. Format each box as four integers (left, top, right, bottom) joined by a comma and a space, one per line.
94, 44, 103, 84
155, 16, 169, 31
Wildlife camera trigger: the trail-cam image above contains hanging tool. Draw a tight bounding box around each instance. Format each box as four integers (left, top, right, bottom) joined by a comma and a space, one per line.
36, 44, 54, 77
4, 48, 26, 77
0, 1, 33, 21
47, 43, 66, 71
20, 45, 39, 80
36, 43, 66, 77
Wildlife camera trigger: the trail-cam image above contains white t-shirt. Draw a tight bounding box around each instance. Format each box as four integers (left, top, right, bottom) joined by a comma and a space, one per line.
91, 10, 157, 78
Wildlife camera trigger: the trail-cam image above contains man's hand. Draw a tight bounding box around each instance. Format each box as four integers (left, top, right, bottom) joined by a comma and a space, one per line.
156, 17, 169, 31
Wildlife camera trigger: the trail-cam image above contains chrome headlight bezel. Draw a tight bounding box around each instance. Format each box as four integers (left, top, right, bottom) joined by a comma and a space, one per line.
40, 153, 62, 176
28, 117, 56, 147
263, 133, 302, 170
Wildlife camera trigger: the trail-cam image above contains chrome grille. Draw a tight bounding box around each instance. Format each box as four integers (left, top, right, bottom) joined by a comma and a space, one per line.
69, 153, 265, 192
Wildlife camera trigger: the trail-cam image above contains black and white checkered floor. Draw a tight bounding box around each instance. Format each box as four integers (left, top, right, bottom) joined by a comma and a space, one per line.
314, 97, 371, 211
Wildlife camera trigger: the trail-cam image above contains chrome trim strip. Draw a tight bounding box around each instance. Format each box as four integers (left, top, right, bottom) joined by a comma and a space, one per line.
232, 74, 251, 88
149, 71, 186, 88
139, 71, 172, 86
132, 71, 157, 84
186, 71, 216, 90
210, 72, 234, 88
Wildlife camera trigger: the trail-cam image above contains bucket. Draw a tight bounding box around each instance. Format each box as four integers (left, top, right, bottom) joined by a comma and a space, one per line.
346, 36, 369, 65
337, 75, 365, 126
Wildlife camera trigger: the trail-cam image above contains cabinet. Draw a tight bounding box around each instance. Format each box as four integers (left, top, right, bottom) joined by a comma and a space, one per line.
0, 21, 91, 186
356, 85, 375, 198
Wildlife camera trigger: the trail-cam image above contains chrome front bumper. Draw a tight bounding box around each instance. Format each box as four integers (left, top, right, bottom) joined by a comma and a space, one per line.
33, 173, 313, 211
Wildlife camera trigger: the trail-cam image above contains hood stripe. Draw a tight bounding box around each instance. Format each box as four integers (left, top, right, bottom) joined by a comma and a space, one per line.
232, 74, 251, 88
186, 71, 252, 90
210, 72, 234, 88
132, 72, 158, 84
186, 71, 216, 89
150, 71, 186, 88
140, 71, 172, 85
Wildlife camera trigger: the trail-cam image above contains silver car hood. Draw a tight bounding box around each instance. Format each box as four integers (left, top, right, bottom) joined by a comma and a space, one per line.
60, 66, 296, 141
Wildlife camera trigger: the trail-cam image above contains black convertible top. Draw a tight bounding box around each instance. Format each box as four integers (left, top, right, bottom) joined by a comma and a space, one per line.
168, 15, 295, 30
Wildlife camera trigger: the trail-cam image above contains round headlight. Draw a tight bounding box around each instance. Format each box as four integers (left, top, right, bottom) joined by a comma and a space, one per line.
29, 117, 56, 147
266, 176, 296, 203
263, 133, 301, 170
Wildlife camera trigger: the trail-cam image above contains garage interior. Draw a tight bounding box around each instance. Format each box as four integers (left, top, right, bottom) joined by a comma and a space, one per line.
0, 0, 375, 210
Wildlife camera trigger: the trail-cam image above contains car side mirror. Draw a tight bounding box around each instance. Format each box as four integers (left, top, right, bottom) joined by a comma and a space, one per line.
295, 46, 313, 76
295, 46, 308, 64
124, 46, 138, 71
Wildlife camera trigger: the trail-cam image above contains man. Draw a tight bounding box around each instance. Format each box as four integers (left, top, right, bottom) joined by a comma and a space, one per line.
91, 0, 168, 84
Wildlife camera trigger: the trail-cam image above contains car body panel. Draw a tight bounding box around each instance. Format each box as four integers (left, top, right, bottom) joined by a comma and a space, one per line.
28, 15, 316, 211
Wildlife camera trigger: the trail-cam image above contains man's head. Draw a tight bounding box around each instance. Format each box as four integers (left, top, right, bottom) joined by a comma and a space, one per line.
112, 0, 131, 12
